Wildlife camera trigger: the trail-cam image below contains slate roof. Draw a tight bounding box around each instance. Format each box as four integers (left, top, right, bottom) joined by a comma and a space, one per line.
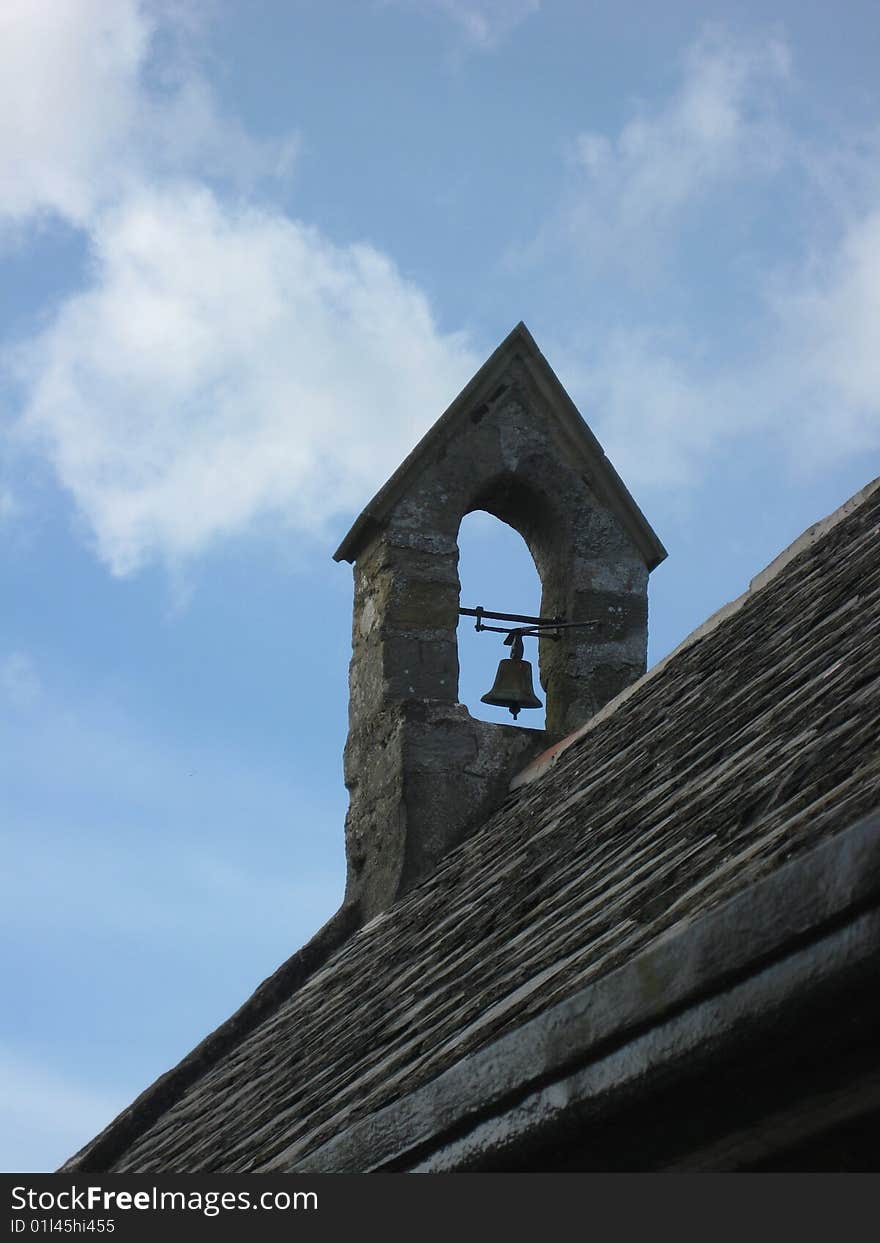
67, 477, 880, 1172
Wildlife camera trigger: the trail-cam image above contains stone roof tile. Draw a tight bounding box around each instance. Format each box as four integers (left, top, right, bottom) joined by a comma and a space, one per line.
84, 477, 880, 1172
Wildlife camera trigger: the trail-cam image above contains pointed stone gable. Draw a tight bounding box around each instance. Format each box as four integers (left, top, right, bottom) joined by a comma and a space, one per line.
334, 322, 666, 571
335, 323, 665, 916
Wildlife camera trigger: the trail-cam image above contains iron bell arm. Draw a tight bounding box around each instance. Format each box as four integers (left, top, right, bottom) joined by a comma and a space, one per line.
502, 621, 600, 645
459, 605, 598, 643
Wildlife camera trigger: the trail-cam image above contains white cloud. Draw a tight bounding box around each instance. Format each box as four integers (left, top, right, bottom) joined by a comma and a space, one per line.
558, 201, 880, 490
540, 29, 791, 275
0, 0, 295, 230
6, 7, 877, 571
534, 29, 880, 488
767, 208, 880, 467
2, 1, 476, 575
14, 185, 476, 574
0, 0, 148, 226
556, 330, 732, 492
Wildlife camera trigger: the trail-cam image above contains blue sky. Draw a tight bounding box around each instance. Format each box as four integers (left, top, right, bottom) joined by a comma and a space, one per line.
1, 0, 878, 1172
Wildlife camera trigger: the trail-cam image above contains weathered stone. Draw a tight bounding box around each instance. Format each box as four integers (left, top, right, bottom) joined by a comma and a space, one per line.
334, 324, 665, 917
385, 579, 460, 629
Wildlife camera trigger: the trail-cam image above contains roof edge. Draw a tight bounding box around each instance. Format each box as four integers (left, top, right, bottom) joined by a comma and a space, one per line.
513, 474, 880, 791
333, 322, 530, 563
267, 808, 880, 1173
514, 338, 667, 570
333, 322, 666, 569
59, 900, 363, 1173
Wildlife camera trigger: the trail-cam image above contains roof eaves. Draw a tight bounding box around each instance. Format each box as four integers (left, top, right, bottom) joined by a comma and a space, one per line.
263, 808, 880, 1173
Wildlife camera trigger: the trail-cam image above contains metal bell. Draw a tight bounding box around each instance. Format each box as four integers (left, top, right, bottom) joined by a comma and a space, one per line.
480, 633, 542, 719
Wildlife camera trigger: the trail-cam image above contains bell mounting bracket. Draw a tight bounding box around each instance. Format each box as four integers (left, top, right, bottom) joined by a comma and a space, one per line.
459, 606, 597, 642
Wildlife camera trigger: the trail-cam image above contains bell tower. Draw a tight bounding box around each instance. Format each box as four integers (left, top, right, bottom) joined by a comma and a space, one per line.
334, 323, 665, 918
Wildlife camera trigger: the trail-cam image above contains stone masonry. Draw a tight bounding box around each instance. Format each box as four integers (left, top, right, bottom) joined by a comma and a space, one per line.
334, 324, 665, 918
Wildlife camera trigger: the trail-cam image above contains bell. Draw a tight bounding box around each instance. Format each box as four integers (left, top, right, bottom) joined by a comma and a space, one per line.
480, 633, 542, 719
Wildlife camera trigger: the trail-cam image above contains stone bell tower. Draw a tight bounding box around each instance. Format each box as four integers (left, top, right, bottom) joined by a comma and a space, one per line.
334, 323, 666, 919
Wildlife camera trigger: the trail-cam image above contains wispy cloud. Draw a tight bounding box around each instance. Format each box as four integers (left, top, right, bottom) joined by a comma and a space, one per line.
387, 0, 541, 50
765, 206, 880, 468
526, 28, 791, 278
555, 206, 880, 493
530, 29, 880, 491
553, 329, 734, 493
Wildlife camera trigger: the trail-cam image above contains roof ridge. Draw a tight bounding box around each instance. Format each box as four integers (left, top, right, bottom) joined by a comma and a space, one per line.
512, 475, 880, 791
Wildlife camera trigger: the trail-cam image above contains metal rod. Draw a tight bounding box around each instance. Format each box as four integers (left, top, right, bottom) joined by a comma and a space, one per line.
460, 605, 564, 626
503, 622, 597, 644
478, 623, 561, 640
532, 620, 598, 632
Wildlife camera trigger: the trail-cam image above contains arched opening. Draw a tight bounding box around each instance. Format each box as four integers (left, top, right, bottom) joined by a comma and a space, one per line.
457, 510, 546, 730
